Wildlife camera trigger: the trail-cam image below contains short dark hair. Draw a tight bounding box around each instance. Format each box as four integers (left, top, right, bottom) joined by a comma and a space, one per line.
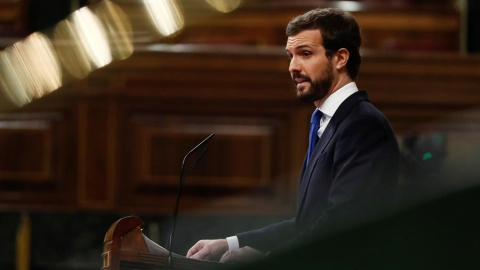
286, 8, 362, 80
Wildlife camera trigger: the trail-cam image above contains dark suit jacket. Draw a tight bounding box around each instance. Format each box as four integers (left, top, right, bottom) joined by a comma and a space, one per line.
236, 91, 399, 252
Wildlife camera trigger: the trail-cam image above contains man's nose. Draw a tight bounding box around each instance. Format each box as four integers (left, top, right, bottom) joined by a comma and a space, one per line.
289, 57, 300, 74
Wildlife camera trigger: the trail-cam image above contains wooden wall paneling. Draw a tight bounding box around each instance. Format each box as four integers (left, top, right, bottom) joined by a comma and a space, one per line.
2, 42, 480, 213
356, 10, 460, 51
77, 99, 117, 210
0, 111, 75, 209
116, 102, 297, 215
145, 0, 462, 52
358, 52, 480, 134
98, 45, 303, 215
107, 46, 293, 103
133, 116, 274, 188
286, 105, 312, 196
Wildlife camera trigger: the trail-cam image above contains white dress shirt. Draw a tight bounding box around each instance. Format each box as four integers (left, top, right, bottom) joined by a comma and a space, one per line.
316, 82, 358, 139
226, 82, 359, 251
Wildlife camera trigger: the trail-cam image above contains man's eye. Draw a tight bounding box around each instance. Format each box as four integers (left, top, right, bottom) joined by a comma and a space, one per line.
302, 52, 311, 57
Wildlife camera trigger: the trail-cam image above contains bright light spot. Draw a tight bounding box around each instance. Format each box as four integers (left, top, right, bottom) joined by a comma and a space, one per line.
143, 0, 185, 37
0, 47, 33, 106
336, 1, 363, 12
72, 7, 112, 69
423, 152, 433, 161
0, 33, 62, 107
206, 0, 242, 13
54, 19, 92, 79
53, 6, 112, 79
94, 0, 134, 60
23, 33, 62, 96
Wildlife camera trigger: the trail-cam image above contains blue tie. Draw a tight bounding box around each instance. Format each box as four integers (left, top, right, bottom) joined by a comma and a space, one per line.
307, 109, 322, 164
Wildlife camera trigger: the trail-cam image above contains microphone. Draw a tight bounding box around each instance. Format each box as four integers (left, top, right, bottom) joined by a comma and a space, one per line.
166, 133, 215, 268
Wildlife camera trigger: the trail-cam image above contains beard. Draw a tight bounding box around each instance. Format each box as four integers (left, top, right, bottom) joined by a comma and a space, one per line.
293, 61, 334, 103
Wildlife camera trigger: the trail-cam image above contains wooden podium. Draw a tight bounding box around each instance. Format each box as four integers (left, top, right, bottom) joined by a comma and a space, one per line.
102, 216, 223, 270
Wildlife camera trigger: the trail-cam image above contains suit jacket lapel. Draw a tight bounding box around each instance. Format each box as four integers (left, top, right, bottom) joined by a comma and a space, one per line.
296, 122, 336, 214
296, 91, 370, 217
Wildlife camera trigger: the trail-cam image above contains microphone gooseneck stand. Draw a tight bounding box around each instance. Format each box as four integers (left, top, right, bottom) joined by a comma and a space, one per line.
165, 133, 215, 269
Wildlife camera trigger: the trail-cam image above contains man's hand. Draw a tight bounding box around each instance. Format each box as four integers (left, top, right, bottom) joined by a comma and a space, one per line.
220, 246, 264, 264
186, 239, 228, 262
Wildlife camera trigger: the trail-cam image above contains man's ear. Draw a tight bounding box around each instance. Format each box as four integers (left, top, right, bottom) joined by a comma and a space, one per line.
335, 48, 350, 71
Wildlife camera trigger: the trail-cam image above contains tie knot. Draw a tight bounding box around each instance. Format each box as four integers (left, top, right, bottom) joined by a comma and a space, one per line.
311, 109, 322, 124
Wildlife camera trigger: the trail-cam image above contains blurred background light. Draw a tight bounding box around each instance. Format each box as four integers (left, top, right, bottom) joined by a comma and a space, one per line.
336, 1, 364, 12
94, 0, 134, 60
54, 6, 112, 79
0, 46, 34, 106
22, 33, 62, 97
143, 0, 185, 37
0, 32, 61, 107
54, 19, 92, 79
72, 6, 112, 69
205, 0, 242, 13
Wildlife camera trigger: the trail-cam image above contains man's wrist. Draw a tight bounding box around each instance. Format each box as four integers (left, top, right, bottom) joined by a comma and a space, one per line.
226, 236, 239, 251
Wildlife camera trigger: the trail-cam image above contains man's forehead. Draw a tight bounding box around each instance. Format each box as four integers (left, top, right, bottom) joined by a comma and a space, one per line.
286, 29, 322, 50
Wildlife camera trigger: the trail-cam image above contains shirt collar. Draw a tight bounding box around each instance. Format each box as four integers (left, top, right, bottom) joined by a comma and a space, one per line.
318, 82, 358, 118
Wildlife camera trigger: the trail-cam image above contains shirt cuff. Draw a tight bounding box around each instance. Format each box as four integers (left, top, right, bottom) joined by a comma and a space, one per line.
226, 236, 239, 251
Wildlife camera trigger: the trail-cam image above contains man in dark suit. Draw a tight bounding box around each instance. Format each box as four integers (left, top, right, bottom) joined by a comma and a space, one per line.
187, 7, 399, 263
